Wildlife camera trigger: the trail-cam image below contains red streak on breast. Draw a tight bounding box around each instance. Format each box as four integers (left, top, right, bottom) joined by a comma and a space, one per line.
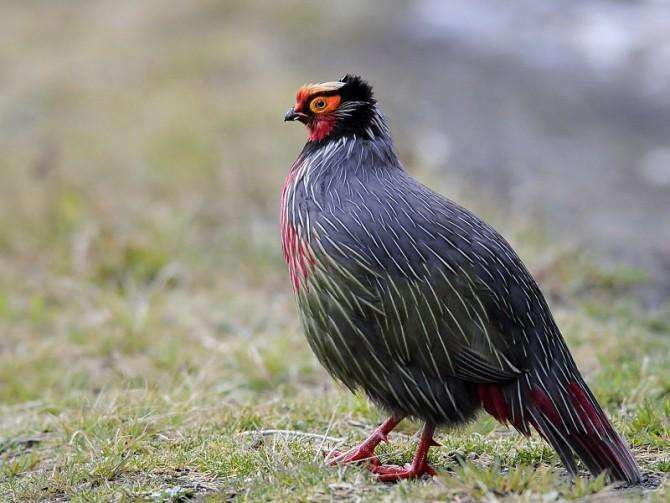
280, 168, 316, 291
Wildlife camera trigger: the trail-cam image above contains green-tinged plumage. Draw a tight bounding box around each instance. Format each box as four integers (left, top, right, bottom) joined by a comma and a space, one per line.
281, 75, 641, 483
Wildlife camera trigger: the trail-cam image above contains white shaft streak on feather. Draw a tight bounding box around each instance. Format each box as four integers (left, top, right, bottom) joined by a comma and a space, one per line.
395, 364, 436, 412
281, 98, 639, 483
385, 276, 412, 361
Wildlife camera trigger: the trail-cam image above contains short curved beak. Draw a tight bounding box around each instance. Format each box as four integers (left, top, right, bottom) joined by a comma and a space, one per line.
284, 107, 299, 122
284, 107, 307, 123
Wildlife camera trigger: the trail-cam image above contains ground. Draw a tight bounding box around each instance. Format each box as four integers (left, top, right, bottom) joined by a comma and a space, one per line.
0, 1, 668, 501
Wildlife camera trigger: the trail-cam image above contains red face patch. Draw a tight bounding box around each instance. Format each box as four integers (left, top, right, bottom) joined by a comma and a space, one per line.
292, 82, 344, 141
294, 87, 312, 113
308, 115, 337, 142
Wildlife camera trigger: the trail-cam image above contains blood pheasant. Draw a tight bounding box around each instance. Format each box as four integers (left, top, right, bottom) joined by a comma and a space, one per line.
281, 75, 641, 483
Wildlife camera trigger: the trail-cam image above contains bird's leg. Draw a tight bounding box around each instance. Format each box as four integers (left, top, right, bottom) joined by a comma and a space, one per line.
328, 414, 404, 467
371, 422, 439, 482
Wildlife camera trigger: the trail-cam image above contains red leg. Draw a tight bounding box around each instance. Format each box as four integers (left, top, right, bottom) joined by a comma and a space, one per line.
372, 422, 439, 482
328, 414, 404, 467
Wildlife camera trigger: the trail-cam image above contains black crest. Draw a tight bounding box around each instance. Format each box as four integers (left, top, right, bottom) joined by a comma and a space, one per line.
315, 74, 381, 142
339, 74, 376, 106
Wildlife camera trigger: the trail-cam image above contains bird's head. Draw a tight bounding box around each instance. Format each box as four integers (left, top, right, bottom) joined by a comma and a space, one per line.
284, 74, 377, 143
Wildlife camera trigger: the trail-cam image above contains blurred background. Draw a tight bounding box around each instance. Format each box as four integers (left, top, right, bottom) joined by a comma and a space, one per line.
1, 1, 669, 499
1, 0, 669, 400
2, 0, 669, 308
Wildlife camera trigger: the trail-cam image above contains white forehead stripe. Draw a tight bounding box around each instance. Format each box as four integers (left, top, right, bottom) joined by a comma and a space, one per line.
313, 81, 346, 92
318, 81, 346, 91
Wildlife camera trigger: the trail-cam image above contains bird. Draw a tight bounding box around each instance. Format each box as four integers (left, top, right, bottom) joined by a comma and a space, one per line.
281, 74, 641, 483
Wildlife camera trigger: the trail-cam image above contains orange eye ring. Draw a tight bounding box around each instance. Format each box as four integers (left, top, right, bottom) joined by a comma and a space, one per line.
309, 95, 341, 114
310, 98, 327, 112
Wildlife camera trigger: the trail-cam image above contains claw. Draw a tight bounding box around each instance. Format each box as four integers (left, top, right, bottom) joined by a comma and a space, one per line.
327, 447, 381, 467
372, 462, 437, 483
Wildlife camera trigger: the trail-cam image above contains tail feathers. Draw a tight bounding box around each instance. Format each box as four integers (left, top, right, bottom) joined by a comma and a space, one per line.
479, 377, 641, 484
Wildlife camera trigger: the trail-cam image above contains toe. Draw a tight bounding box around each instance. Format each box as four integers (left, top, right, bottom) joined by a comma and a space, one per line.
326, 448, 380, 466
371, 462, 438, 483
323, 449, 343, 465
372, 464, 407, 482
422, 463, 437, 477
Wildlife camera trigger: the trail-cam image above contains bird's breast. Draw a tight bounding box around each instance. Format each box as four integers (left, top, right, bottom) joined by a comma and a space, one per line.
280, 162, 317, 292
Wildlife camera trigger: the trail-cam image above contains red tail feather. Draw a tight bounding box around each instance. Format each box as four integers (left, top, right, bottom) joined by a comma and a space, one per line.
480, 379, 641, 483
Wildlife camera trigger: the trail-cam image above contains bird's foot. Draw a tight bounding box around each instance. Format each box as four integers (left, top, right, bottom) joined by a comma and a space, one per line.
371, 461, 437, 482
326, 421, 439, 483
327, 429, 390, 466
371, 422, 439, 483
327, 445, 382, 467
325, 414, 404, 467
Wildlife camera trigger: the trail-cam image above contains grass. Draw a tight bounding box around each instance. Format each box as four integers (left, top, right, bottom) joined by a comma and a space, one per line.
0, 268, 668, 501
0, 1, 669, 501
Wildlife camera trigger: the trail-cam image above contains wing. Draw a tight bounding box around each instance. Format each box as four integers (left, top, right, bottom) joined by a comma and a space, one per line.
311, 169, 558, 385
